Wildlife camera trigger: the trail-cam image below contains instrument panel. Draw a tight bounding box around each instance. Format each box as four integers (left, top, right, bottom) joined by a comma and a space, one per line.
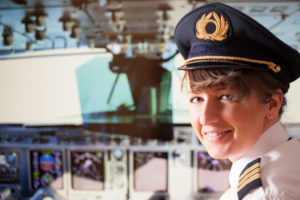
0, 125, 231, 200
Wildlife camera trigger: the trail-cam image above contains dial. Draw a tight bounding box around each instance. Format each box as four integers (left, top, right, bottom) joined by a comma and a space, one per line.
6, 152, 17, 166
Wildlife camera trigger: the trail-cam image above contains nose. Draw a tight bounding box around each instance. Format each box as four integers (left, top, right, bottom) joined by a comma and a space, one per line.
199, 98, 220, 125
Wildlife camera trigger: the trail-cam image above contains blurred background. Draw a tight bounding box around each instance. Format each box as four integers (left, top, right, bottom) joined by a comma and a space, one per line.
0, 0, 299, 200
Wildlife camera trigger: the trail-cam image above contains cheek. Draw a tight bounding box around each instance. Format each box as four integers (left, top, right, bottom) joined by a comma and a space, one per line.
189, 105, 201, 122
189, 105, 197, 120
189, 106, 206, 143
230, 108, 252, 122
230, 105, 266, 134
189, 106, 201, 130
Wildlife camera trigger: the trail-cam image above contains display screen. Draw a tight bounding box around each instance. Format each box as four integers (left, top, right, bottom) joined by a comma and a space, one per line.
134, 151, 168, 192
30, 150, 63, 190
70, 151, 105, 190
197, 152, 231, 193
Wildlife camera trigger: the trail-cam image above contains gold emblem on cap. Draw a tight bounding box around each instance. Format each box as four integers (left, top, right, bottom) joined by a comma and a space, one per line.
196, 12, 229, 41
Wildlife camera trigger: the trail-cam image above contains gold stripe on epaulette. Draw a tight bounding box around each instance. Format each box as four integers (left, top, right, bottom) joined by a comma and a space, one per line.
184, 55, 281, 73
238, 162, 260, 182
238, 167, 260, 187
238, 173, 261, 192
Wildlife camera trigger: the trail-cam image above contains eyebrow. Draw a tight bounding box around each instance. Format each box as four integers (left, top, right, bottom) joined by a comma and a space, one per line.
187, 85, 228, 94
187, 90, 196, 95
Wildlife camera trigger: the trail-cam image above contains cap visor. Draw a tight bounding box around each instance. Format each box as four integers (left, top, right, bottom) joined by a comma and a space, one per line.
177, 61, 267, 71
177, 65, 188, 70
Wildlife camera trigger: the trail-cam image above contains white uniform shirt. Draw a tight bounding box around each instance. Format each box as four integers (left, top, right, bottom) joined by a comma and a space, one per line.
220, 122, 300, 200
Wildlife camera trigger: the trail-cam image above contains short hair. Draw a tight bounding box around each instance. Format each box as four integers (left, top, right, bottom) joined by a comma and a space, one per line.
182, 68, 290, 117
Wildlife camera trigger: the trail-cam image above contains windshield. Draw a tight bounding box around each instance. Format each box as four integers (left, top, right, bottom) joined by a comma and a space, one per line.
0, 48, 190, 127
0, 46, 299, 132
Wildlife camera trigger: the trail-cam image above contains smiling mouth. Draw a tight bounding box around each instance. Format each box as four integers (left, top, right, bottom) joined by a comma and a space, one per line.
205, 130, 232, 137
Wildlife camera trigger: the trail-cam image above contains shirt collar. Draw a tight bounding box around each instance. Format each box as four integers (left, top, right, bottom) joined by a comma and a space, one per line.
229, 121, 289, 187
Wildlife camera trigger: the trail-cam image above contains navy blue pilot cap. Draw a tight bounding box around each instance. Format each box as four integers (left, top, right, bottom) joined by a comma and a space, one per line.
174, 3, 300, 83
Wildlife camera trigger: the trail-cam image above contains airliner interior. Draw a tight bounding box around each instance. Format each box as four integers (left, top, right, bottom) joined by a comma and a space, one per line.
0, 0, 300, 200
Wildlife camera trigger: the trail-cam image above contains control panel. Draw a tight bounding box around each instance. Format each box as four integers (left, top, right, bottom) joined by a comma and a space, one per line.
0, 125, 231, 200
0, 150, 21, 199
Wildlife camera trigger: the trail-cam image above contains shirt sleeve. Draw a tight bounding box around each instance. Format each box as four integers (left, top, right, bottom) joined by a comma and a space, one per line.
242, 186, 299, 200
242, 187, 265, 200
220, 187, 238, 200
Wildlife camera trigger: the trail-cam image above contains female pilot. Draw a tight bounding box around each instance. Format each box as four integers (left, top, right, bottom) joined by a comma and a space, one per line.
174, 3, 300, 200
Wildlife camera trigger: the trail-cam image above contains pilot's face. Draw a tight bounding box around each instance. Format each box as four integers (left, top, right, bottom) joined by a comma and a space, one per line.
188, 83, 268, 162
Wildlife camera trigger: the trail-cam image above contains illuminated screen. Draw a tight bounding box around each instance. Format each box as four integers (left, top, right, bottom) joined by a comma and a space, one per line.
70, 151, 105, 190
134, 151, 168, 192
197, 152, 231, 192
30, 150, 63, 190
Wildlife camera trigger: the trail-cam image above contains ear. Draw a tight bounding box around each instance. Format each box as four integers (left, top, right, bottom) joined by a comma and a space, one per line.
265, 89, 284, 120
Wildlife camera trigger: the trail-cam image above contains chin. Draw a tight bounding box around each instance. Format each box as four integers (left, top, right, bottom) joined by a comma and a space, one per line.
206, 150, 227, 160
210, 154, 227, 160
206, 145, 234, 160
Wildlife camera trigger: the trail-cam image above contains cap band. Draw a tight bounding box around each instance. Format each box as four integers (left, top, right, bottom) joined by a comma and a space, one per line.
184, 55, 281, 73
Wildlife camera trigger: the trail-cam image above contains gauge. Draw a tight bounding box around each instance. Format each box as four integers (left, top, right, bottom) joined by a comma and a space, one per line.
113, 149, 124, 161
113, 163, 125, 175
6, 152, 17, 166
41, 172, 54, 186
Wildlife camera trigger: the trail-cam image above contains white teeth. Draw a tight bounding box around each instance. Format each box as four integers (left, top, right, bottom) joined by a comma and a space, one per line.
206, 131, 229, 137
207, 132, 220, 137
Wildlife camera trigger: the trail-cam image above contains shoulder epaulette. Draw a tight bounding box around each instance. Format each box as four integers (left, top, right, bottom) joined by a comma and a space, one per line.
237, 158, 263, 200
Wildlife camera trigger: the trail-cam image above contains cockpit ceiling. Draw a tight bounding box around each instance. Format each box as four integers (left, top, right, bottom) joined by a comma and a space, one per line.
0, 0, 299, 56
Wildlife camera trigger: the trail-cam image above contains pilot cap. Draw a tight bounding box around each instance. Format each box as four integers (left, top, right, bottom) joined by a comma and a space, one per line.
174, 3, 300, 83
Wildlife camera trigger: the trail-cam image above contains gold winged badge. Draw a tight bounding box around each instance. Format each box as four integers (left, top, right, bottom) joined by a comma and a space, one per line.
196, 11, 229, 41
